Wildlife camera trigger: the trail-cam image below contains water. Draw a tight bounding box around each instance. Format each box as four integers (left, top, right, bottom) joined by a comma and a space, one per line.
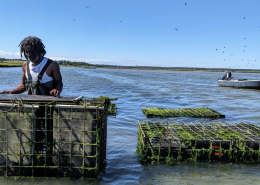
1, 67, 260, 185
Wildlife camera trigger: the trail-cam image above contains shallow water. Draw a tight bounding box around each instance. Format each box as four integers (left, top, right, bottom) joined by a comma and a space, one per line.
1, 67, 260, 184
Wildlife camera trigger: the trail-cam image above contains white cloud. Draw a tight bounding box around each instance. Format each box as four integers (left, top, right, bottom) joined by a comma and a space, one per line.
47, 55, 139, 66
0, 50, 139, 66
49, 56, 139, 66
48, 56, 113, 63
0, 50, 20, 58
0, 50, 113, 63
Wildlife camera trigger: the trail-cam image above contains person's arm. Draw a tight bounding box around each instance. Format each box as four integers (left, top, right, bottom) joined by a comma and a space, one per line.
0, 62, 27, 94
49, 62, 63, 97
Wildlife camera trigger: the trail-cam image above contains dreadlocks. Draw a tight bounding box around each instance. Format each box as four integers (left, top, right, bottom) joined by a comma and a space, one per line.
18, 36, 46, 58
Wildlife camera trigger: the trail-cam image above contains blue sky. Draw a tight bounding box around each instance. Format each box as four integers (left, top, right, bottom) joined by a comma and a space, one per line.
0, 0, 259, 69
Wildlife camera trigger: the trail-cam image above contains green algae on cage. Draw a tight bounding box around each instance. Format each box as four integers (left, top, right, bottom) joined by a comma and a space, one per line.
107, 104, 116, 116
95, 96, 117, 116
0, 94, 108, 178
142, 107, 225, 118
137, 121, 260, 164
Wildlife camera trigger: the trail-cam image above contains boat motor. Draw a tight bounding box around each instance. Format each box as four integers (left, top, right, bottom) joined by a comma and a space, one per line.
220, 71, 232, 80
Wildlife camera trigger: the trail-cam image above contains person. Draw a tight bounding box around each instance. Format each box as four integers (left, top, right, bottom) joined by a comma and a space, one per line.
1, 36, 63, 96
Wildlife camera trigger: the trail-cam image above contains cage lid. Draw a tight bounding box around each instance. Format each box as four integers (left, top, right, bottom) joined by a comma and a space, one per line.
0, 94, 81, 103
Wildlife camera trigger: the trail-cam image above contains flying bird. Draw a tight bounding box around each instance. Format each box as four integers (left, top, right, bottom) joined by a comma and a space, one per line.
86, 6, 89, 8
244, 17, 246, 19
175, 28, 178, 31
185, 3, 187, 5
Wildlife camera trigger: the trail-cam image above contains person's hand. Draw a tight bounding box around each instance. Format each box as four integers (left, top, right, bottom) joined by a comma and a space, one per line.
49, 89, 60, 97
0, 90, 11, 94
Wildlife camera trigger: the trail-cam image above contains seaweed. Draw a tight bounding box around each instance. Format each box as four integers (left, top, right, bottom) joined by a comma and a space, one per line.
0, 99, 108, 178
137, 121, 260, 164
142, 107, 225, 118
95, 96, 117, 115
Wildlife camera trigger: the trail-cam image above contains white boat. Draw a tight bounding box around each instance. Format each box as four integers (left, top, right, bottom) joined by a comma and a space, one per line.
218, 79, 260, 89
217, 72, 260, 89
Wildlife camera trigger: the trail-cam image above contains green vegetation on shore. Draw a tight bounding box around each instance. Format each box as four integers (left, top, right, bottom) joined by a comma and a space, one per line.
56, 60, 94, 68
1, 58, 260, 73
0, 58, 24, 67
91, 64, 260, 73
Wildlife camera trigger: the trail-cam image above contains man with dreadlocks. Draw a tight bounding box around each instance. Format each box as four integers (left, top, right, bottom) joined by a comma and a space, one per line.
1, 36, 63, 96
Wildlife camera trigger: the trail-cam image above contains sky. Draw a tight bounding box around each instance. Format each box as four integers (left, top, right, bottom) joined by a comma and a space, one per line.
0, 0, 259, 69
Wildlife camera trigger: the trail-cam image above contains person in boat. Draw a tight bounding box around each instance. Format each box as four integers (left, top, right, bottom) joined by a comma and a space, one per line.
1, 36, 63, 96
220, 71, 232, 80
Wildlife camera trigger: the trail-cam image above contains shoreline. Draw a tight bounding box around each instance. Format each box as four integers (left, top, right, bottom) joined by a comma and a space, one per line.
1, 60, 260, 73
80, 66, 260, 74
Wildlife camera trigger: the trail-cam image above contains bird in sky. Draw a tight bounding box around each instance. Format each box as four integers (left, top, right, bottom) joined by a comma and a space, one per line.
86, 6, 89, 8
244, 17, 246, 19
185, 3, 187, 5
175, 28, 178, 31
73, 19, 75, 20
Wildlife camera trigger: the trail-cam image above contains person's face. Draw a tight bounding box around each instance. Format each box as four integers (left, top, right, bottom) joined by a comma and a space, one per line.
24, 45, 39, 63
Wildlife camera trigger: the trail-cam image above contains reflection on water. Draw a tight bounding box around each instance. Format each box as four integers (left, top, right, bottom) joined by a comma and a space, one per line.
140, 163, 260, 185
1, 67, 260, 184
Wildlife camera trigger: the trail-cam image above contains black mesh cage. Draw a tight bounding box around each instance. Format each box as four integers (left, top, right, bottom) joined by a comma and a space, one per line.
0, 94, 107, 178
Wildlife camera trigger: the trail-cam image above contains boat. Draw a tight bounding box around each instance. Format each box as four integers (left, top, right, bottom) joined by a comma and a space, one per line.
217, 72, 260, 89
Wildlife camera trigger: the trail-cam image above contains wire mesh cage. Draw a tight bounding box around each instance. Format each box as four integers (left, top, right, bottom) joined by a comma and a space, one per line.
137, 121, 260, 163
0, 94, 107, 178
142, 107, 225, 118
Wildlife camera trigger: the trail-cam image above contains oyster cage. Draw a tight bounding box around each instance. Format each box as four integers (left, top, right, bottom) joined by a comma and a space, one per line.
142, 107, 225, 118
137, 121, 260, 163
0, 94, 107, 178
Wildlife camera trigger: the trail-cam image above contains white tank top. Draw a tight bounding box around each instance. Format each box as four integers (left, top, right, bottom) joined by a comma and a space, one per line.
25, 57, 53, 83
